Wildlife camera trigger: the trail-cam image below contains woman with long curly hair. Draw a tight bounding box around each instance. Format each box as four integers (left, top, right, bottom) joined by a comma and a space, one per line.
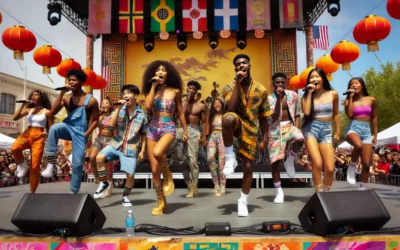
344, 77, 377, 190
301, 68, 340, 192
11, 90, 54, 192
143, 60, 188, 215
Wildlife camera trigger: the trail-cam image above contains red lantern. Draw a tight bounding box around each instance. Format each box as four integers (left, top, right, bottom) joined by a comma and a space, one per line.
300, 67, 314, 87
289, 75, 303, 89
33, 45, 62, 74
92, 75, 107, 89
83, 68, 96, 87
330, 40, 360, 70
387, 0, 400, 20
56, 58, 82, 78
2, 25, 36, 60
315, 55, 340, 81
353, 15, 391, 52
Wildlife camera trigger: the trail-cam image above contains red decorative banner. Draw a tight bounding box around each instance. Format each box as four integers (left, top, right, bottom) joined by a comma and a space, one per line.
119, 0, 144, 34
279, 0, 303, 28
88, 0, 112, 34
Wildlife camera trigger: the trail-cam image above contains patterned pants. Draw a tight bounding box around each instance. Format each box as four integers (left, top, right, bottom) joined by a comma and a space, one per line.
207, 131, 226, 188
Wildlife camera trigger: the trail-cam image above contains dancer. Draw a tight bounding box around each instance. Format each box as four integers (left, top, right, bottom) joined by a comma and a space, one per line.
206, 98, 226, 196
344, 77, 377, 190
11, 90, 54, 193
143, 61, 188, 215
94, 85, 147, 206
42, 69, 99, 194
301, 68, 340, 192
267, 73, 304, 203
222, 54, 272, 216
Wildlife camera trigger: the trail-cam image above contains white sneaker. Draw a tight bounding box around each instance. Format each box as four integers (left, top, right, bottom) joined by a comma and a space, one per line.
238, 198, 249, 217
274, 189, 284, 204
41, 164, 54, 178
347, 166, 356, 185
284, 151, 296, 178
122, 196, 132, 207
223, 154, 238, 177
16, 162, 29, 178
94, 181, 110, 199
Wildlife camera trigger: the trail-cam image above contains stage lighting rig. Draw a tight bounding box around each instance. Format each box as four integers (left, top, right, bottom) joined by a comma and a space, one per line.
327, 0, 340, 17
177, 32, 187, 51
47, 1, 62, 26
209, 31, 219, 49
144, 31, 155, 52
236, 31, 247, 50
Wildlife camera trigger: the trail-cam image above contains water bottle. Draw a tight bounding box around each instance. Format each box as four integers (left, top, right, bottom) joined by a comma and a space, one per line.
126, 210, 135, 237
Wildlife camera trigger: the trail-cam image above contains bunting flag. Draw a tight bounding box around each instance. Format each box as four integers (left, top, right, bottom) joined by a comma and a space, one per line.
313, 25, 329, 50
151, 0, 175, 32
88, 0, 112, 34
246, 0, 271, 30
119, 0, 144, 34
279, 0, 303, 28
182, 0, 207, 32
214, 0, 238, 31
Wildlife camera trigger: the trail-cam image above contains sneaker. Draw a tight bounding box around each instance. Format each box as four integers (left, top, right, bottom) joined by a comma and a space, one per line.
122, 196, 132, 207
347, 166, 356, 185
94, 181, 110, 199
284, 151, 296, 178
274, 189, 284, 204
70, 191, 78, 194
16, 162, 29, 178
41, 164, 54, 178
223, 154, 238, 177
237, 198, 249, 217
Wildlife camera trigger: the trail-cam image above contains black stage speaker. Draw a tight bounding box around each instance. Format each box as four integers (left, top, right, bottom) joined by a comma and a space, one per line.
298, 190, 390, 236
12, 193, 106, 236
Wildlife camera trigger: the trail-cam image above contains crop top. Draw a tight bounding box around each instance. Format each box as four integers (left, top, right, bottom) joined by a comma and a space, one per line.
314, 91, 333, 118
353, 105, 372, 117
27, 109, 47, 128
99, 115, 113, 131
152, 98, 176, 113
212, 115, 222, 130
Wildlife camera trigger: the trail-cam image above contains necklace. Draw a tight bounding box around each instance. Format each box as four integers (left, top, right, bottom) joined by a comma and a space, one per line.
72, 92, 85, 103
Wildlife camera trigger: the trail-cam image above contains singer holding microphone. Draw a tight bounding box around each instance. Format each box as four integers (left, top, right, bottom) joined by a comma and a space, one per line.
11, 90, 54, 193
344, 77, 377, 190
301, 68, 340, 192
143, 61, 188, 215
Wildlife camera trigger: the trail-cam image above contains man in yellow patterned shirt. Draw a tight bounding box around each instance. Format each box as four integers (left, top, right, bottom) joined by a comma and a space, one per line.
221, 54, 272, 217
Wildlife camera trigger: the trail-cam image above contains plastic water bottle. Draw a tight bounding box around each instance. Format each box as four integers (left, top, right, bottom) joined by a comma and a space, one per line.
126, 210, 135, 237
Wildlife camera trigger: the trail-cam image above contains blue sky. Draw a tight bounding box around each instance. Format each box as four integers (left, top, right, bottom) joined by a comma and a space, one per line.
296, 0, 400, 106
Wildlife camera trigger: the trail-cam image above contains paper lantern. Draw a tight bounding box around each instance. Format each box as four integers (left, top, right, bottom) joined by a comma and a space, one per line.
387, 0, 400, 20
127, 33, 137, 42
289, 75, 303, 89
33, 45, 62, 74
353, 15, 391, 52
56, 58, 82, 78
315, 55, 340, 81
83, 68, 96, 87
254, 30, 265, 39
330, 40, 360, 70
92, 75, 107, 89
193, 31, 203, 39
220, 30, 231, 39
2, 25, 36, 60
300, 67, 314, 87
159, 32, 169, 40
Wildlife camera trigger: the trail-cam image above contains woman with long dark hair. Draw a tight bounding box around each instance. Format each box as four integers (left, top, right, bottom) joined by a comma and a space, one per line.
11, 90, 54, 192
344, 77, 377, 189
206, 98, 226, 196
301, 68, 340, 192
143, 60, 188, 215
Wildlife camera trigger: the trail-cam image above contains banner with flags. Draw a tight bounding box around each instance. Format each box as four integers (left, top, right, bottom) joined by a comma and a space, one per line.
313, 25, 329, 50
279, 0, 303, 28
214, 0, 238, 31
119, 0, 144, 34
183, 0, 207, 32
151, 0, 175, 32
88, 0, 111, 34
246, 0, 271, 30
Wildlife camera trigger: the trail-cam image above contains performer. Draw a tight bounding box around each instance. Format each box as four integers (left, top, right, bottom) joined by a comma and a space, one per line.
268, 73, 304, 203
301, 68, 340, 192
93, 85, 147, 206
344, 77, 377, 190
221, 54, 272, 216
143, 61, 188, 215
206, 98, 226, 196
42, 69, 99, 194
11, 90, 54, 193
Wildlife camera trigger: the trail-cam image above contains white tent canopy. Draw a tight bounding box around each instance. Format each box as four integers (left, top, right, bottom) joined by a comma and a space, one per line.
338, 122, 400, 149
0, 133, 15, 149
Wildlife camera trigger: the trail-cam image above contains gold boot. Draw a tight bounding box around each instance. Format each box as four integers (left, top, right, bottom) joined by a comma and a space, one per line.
152, 185, 166, 215
161, 164, 174, 196
213, 184, 220, 194
314, 184, 323, 192
216, 186, 226, 197
186, 184, 194, 198
192, 183, 198, 197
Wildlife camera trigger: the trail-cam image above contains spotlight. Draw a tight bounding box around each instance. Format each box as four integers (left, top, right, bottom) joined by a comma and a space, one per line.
144, 31, 154, 52
177, 33, 187, 51
236, 31, 247, 50
209, 31, 219, 49
47, 1, 62, 26
327, 0, 340, 16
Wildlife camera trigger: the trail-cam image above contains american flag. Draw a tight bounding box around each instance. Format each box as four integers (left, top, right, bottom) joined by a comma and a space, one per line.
312, 25, 329, 50
102, 61, 110, 88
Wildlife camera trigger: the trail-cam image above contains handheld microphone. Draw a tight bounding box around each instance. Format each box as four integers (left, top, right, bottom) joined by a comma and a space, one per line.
234, 74, 245, 81
55, 87, 70, 91
302, 83, 317, 92
113, 102, 123, 106
15, 100, 31, 104
148, 75, 163, 83
343, 90, 355, 96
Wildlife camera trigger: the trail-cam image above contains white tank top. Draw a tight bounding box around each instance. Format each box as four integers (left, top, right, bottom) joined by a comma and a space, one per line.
27, 109, 47, 128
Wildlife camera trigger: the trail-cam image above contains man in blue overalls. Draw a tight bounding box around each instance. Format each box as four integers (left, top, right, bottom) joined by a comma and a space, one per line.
42, 69, 99, 194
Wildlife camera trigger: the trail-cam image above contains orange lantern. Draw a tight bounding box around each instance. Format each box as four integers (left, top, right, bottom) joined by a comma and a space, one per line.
300, 67, 314, 87
83, 68, 96, 87
387, 0, 400, 20
289, 75, 303, 89
92, 75, 107, 89
330, 40, 360, 70
353, 15, 391, 52
56, 58, 82, 78
2, 25, 36, 60
315, 55, 340, 81
33, 45, 62, 74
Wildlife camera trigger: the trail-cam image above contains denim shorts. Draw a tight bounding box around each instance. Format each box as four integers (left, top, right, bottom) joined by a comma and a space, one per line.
345, 120, 372, 144
99, 145, 137, 175
302, 120, 332, 144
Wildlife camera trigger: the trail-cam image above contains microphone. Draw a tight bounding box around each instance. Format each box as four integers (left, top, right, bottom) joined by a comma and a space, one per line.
55, 87, 70, 91
113, 102, 124, 106
234, 74, 244, 81
148, 75, 163, 83
302, 83, 317, 92
343, 90, 355, 96
16, 100, 31, 104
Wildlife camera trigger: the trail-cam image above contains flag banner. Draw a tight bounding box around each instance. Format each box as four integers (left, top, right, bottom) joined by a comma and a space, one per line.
119, 0, 144, 34
151, 0, 175, 32
88, 0, 112, 34
313, 25, 329, 50
183, 0, 207, 32
214, 0, 238, 31
246, 0, 271, 30
279, 0, 303, 28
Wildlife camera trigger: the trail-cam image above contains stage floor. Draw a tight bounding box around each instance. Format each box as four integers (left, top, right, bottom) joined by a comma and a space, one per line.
1, 181, 400, 238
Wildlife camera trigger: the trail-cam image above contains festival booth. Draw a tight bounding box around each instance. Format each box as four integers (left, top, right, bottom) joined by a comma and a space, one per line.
0, 133, 15, 150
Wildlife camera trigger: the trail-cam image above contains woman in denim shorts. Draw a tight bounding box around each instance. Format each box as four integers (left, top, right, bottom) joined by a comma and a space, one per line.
344, 77, 377, 189
301, 68, 340, 192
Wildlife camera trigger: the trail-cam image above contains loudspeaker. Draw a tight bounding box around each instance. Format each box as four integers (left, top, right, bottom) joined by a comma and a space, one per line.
12, 193, 106, 236
298, 190, 390, 236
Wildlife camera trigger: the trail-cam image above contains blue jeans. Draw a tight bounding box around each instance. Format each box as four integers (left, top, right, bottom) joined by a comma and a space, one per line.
302, 120, 332, 144
46, 123, 87, 193
345, 120, 372, 144
100, 145, 137, 175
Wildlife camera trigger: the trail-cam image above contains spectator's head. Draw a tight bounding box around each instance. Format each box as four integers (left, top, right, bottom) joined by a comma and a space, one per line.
393, 153, 399, 162
372, 153, 380, 162
101, 97, 114, 114
380, 154, 387, 163
385, 152, 393, 163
